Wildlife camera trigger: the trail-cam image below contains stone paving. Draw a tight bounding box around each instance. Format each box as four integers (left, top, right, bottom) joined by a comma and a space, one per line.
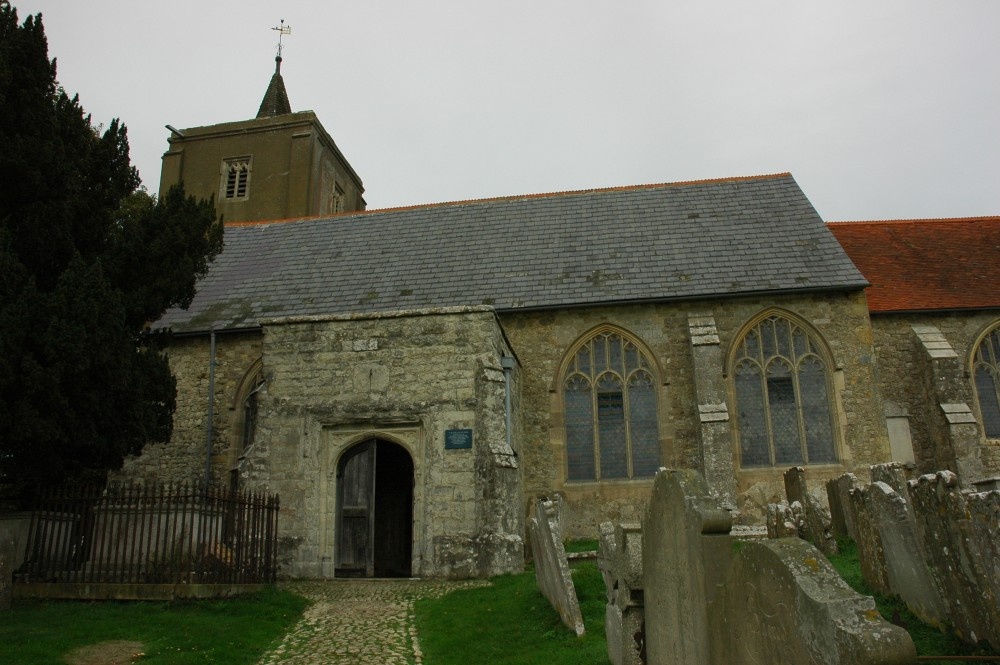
258, 579, 490, 665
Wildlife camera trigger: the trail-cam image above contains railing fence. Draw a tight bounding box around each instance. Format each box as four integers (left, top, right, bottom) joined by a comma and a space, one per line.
16, 482, 279, 586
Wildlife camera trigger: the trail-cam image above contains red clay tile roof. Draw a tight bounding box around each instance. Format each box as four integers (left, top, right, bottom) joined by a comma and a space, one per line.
828, 217, 1000, 313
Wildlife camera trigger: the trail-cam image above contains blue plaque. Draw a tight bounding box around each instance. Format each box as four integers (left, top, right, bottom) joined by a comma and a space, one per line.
445, 429, 473, 450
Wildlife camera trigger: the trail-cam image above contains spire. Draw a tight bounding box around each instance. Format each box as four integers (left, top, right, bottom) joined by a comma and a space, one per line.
257, 20, 292, 118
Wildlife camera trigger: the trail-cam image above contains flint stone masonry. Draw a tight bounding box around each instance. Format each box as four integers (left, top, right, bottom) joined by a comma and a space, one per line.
688, 314, 737, 512
909, 471, 1000, 650
827, 473, 861, 540
911, 325, 984, 486
599, 522, 645, 665
528, 496, 585, 636
501, 291, 889, 536
869, 313, 1000, 478
866, 481, 947, 626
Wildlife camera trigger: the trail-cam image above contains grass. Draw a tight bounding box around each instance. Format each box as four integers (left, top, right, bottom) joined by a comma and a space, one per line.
563, 539, 599, 554
826, 538, 1000, 663
0, 588, 309, 664
414, 560, 610, 665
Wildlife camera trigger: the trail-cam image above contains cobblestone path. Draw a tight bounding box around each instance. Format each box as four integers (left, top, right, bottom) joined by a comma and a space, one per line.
258, 579, 489, 665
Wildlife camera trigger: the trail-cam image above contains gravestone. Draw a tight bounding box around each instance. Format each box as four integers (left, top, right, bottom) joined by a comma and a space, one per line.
642, 469, 914, 664
965, 488, 1000, 647
826, 473, 861, 540
600, 522, 646, 665
714, 538, 915, 665
848, 486, 891, 594
866, 481, 946, 626
528, 496, 585, 636
784, 467, 837, 555
766, 501, 799, 538
909, 472, 999, 650
643, 469, 732, 665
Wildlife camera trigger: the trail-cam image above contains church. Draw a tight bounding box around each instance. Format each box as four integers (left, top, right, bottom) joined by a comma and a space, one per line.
120, 53, 1000, 579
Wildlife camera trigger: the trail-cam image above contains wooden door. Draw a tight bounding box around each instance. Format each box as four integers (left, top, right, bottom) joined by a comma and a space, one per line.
335, 440, 376, 576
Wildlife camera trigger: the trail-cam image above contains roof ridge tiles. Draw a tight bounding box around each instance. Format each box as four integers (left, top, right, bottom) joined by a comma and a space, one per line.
828, 216, 1000, 225
223, 172, 794, 228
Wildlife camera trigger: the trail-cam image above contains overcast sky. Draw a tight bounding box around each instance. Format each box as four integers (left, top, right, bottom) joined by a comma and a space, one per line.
14, 1, 1000, 221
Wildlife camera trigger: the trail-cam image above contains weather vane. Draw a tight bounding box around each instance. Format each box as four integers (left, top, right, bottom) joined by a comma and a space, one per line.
272, 19, 291, 59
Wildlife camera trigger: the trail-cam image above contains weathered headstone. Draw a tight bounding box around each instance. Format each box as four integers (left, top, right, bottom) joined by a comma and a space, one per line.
870, 463, 910, 501
766, 501, 799, 538
528, 496, 585, 636
965, 488, 1000, 646
909, 472, 999, 650
600, 522, 646, 665
714, 538, 916, 665
784, 466, 837, 555
866, 481, 947, 626
642, 469, 732, 665
848, 486, 891, 595
827, 473, 861, 540
642, 469, 914, 665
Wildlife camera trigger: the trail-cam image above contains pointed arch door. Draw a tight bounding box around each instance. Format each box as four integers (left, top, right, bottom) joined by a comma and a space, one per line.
335, 439, 413, 577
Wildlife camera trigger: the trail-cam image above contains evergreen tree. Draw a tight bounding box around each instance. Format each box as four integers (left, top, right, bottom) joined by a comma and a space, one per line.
0, 2, 223, 501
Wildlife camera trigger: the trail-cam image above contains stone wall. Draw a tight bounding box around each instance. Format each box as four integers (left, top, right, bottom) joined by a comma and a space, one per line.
241, 308, 522, 578
870, 312, 1000, 477
118, 330, 263, 484
501, 289, 889, 536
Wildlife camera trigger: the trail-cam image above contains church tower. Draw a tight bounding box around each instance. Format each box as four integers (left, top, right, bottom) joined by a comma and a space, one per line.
159, 45, 365, 223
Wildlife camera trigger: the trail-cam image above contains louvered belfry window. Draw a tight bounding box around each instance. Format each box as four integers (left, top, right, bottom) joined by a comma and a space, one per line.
973, 327, 1000, 438
223, 158, 251, 199
564, 331, 660, 481
733, 314, 838, 467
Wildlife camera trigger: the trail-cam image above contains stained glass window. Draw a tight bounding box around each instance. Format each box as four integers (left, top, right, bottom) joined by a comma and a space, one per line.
563, 331, 661, 480
732, 314, 838, 467
973, 327, 1000, 438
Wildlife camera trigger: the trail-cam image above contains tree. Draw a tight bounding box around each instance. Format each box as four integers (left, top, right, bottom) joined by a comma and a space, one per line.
0, 2, 223, 501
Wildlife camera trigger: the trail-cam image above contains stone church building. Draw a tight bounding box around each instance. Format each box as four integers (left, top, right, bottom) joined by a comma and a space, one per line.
121, 56, 1000, 579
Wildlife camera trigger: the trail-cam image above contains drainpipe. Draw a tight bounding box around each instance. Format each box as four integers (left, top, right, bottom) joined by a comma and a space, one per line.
501, 356, 516, 454
203, 328, 217, 492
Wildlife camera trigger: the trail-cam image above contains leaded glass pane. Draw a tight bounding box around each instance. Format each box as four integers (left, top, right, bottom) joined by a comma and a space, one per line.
744, 330, 760, 362
625, 342, 639, 374
736, 361, 769, 466
628, 371, 660, 477
594, 336, 607, 373
975, 367, 1000, 438
609, 335, 624, 375
597, 374, 626, 478
565, 376, 595, 480
799, 357, 836, 463
767, 361, 802, 464
775, 318, 792, 358
793, 328, 807, 358
761, 318, 777, 358
576, 346, 591, 374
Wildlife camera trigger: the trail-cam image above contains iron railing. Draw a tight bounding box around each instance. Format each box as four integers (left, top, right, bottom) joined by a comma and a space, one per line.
16, 482, 279, 585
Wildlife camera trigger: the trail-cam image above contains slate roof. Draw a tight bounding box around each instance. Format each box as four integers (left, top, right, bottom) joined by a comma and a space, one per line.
157, 173, 869, 333
828, 217, 1000, 313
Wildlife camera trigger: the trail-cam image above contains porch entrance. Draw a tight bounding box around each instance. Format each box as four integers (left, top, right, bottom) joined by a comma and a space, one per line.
335, 439, 414, 577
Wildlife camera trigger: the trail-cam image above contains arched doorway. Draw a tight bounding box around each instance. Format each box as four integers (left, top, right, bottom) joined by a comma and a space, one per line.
335, 439, 414, 577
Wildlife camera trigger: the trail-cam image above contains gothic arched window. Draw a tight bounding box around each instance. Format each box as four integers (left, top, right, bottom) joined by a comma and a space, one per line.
732, 314, 838, 467
563, 330, 660, 481
972, 326, 1000, 438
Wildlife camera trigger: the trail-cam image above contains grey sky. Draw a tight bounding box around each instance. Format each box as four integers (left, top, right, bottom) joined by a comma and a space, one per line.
15, 1, 1000, 221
